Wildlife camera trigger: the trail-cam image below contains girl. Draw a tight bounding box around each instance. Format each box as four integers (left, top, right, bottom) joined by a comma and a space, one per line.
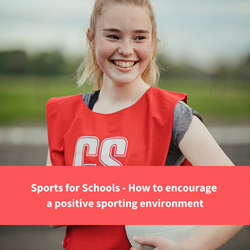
47, 0, 242, 249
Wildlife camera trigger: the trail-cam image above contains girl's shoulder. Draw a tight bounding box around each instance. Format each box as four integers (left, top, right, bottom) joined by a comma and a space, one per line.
166, 101, 203, 166
172, 100, 203, 147
149, 87, 188, 105
46, 93, 86, 119
134, 87, 188, 119
47, 93, 83, 107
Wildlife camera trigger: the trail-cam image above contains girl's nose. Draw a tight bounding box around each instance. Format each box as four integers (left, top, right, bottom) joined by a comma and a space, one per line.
118, 39, 133, 56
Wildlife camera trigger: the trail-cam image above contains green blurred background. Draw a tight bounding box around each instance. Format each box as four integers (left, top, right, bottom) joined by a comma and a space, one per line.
0, 49, 250, 126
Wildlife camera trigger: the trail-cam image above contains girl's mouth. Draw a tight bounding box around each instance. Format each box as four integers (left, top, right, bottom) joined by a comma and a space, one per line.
112, 60, 137, 68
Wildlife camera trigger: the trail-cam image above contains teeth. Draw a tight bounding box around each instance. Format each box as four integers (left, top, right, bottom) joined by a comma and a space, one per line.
113, 61, 135, 68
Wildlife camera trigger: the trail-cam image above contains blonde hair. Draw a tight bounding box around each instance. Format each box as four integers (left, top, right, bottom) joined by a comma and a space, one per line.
77, 0, 160, 90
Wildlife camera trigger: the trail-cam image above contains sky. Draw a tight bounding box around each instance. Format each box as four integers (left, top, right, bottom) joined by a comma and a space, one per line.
1, 0, 250, 70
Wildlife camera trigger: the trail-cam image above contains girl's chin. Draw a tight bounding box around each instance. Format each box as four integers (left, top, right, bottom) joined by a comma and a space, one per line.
111, 79, 135, 86
108, 75, 142, 87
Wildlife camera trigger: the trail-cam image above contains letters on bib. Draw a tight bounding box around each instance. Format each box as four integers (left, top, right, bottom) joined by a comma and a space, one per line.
73, 136, 128, 166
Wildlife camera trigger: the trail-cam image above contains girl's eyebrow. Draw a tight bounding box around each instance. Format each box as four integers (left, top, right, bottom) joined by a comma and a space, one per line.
134, 30, 150, 34
103, 28, 150, 33
103, 28, 120, 32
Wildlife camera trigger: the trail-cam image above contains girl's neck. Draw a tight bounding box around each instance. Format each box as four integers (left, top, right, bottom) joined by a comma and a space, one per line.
92, 76, 150, 114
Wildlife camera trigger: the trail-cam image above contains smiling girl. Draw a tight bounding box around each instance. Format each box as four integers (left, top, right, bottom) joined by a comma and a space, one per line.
47, 0, 242, 249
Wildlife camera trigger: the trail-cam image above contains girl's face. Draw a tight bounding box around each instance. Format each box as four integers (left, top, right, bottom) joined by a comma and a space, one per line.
89, 4, 154, 86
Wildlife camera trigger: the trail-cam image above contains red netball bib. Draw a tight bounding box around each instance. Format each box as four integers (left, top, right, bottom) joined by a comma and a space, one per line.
46, 87, 188, 250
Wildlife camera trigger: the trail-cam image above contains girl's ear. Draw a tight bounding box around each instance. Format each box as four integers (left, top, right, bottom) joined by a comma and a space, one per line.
88, 28, 95, 51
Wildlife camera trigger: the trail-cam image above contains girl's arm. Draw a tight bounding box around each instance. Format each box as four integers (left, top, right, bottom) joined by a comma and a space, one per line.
132, 117, 240, 250
132, 225, 243, 250
179, 115, 234, 166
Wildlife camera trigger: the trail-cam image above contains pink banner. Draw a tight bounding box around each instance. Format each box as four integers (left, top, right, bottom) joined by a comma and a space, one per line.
0, 166, 249, 225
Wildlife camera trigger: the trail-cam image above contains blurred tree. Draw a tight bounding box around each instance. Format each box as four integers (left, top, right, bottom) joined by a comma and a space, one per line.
0, 50, 29, 74
156, 53, 210, 79
243, 55, 250, 79
30, 51, 66, 75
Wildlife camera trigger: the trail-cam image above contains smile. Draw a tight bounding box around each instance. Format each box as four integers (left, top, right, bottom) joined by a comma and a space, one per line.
112, 60, 137, 68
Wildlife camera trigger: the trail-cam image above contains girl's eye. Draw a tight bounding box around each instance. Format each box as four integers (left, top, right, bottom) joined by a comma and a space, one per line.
135, 36, 145, 41
108, 35, 119, 40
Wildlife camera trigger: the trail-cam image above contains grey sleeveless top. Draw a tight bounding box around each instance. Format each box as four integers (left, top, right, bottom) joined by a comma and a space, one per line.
82, 92, 202, 166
